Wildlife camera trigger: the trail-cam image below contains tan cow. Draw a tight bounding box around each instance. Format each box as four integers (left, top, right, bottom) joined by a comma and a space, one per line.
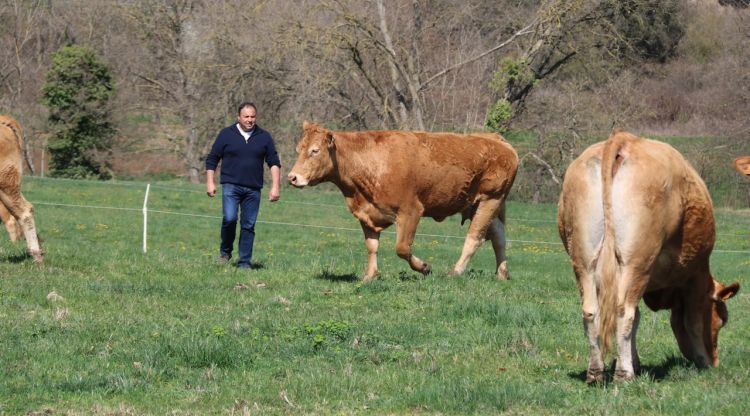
558, 129, 739, 383
288, 121, 518, 281
734, 156, 750, 176
0, 115, 43, 262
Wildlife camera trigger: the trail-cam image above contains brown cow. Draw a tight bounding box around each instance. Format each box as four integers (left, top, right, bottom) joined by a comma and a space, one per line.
288, 121, 518, 281
558, 129, 739, 383
734, 156, 750, 176
0, 115, 43, 262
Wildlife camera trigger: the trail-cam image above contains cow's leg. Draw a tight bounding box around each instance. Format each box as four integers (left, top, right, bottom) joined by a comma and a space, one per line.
629, 307, 641, 374
614, 268, 647, 381
679, 288, 713, 367
451, 198, 501, 275
486, 216, 508, 280
395, 211, 430, 275
360, 221, 380, 282
575, 265, 605, 383
668, 303, 699, 365
0, 189, 42, 262
0, 202, 22, 241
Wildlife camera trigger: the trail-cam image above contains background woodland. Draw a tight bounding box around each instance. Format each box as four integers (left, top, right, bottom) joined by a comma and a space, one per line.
1, 0, 748, 203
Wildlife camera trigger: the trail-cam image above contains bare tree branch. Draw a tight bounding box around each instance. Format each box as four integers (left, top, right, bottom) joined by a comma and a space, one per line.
420, 20, 537, 92
519, 151, 561, 185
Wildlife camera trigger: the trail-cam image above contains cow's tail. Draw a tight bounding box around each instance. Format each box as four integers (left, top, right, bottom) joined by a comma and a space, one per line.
597, 128, 628, 355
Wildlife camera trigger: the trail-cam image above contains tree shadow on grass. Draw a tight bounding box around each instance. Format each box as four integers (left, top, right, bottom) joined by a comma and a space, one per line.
567, 355, 691, 384
314, 270, 359, 282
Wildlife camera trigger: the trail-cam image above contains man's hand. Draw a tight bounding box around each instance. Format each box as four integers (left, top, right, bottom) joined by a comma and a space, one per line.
269, 186, 280, 202
206, 169, 216, 197
269, 165, 281, 202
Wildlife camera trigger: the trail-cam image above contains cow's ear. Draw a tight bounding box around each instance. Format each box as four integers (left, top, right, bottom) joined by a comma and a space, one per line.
303, 120, 310, 130
716, 282, 740, 301
326, 132, 335, 148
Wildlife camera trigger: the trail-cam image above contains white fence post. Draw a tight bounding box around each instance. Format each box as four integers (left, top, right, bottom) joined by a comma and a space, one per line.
143, 183, 150, 253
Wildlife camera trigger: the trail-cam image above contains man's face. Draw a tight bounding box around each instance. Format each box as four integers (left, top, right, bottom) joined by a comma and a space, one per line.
237, 106, 257, 132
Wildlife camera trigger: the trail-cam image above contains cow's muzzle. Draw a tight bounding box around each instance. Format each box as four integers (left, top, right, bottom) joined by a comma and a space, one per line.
287, 172, 308, 187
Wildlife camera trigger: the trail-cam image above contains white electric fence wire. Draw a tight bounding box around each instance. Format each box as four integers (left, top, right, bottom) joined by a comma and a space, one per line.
30, 200, 750, 254
27, 176, 750, 237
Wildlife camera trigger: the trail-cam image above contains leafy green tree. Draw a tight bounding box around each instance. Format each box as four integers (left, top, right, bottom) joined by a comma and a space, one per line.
42, 44, 114, 179
485, 0, 685, 125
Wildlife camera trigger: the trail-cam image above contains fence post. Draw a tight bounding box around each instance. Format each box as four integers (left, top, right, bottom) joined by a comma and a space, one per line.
143, 183, 150, 253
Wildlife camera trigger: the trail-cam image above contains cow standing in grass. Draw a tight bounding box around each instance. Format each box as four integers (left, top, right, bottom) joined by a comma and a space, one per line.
0, 115, 43, 262
288, 121, 518, 281
558, 129, 739, 382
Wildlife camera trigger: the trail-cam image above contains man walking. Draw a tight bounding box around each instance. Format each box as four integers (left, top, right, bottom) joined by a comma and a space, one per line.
206, 102, 281, 268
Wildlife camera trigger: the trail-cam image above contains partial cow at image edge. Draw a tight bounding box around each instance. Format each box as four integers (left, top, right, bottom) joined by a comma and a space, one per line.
733, 156, 750, 176
0, 115, 43, 262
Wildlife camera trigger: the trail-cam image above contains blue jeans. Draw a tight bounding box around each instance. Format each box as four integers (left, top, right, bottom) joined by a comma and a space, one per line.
220, 183, 261, 267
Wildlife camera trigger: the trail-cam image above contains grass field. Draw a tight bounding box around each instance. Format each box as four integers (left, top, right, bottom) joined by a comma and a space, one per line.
1, 177, 749, 415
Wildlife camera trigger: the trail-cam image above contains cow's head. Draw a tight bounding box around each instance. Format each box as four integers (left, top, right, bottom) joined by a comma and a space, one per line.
287, 121, 336, 188
734, 156, 750, 176
706, 278, 740, 366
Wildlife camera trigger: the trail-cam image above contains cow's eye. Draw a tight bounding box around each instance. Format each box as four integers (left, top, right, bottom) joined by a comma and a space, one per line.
310, 147, 320, 156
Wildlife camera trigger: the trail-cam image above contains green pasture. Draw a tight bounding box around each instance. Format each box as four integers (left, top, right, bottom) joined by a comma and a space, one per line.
1, 177, 748, 415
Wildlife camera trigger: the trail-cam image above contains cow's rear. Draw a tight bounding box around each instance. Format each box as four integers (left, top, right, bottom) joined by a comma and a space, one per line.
558, 129, 739, 382
0, 115, 43, 262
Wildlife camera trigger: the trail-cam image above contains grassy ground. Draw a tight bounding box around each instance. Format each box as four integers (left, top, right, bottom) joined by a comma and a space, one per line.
1, 177, 748, 415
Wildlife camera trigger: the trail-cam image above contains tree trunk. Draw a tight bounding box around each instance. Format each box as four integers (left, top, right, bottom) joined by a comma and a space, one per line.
185, 125, 201, 184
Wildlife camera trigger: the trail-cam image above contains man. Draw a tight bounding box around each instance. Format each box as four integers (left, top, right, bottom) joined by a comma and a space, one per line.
206, 102, 281, 268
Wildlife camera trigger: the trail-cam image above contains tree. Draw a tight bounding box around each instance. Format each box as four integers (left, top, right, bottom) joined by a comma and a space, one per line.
288, 0, 536, 130
0, 0, 69, 174
486, 0, 685, 128
42, 44, 114, 179
121, 0, 259, 183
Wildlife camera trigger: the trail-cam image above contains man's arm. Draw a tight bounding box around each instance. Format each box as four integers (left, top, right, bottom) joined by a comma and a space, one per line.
206, 130, 224, 198
269, 165, 280, 202
206, 169, 217, 197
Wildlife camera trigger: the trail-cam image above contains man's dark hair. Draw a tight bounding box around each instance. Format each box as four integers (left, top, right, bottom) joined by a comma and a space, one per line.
237, 102, 257, 114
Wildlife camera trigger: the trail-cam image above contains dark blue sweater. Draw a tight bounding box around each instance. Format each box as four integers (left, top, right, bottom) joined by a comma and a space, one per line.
205, 124, 281, 189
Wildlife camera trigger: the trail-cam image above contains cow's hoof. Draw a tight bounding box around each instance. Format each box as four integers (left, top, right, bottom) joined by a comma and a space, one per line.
585, 368, 604, 384
497, 262, 509, 280
30, 251, 44, 263
361, 274, 378, 283
614, 369, 635, 382
420, 263, 432, 275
